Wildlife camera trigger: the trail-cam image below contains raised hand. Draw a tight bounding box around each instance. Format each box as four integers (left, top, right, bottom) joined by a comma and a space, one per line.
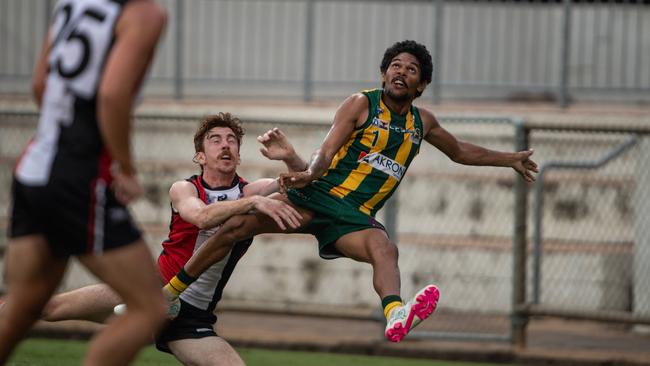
512, 149, 538, 183
258, 128, 296, 161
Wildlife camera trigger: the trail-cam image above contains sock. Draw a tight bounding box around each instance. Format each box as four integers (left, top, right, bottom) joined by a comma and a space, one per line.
382, 295, 403, 319
164, 268, 196, 297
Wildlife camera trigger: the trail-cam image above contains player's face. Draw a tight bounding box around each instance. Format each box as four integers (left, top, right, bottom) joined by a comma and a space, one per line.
381, 52, 426, 102
199, 127, 241, 174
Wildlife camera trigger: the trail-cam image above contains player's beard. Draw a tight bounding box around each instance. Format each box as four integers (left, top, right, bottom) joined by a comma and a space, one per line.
384, 86, 412, 102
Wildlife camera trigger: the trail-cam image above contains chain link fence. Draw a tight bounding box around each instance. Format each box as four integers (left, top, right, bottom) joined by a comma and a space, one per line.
1, 109, 650, 343
520, 124, 650, 334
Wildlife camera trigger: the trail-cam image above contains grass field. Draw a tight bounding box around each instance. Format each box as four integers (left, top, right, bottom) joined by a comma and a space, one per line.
8, 338, 512, 366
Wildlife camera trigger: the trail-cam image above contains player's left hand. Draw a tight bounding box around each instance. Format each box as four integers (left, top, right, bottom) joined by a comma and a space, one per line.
279, 170, 314, 193
512, 149, 538, 183
113, 171, 143, 205
258, 128, 296, 161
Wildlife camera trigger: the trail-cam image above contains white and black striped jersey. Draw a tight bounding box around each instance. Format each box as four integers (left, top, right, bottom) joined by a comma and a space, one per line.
16, 0, 130, 186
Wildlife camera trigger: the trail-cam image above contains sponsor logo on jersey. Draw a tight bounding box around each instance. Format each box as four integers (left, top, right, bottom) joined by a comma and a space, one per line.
409, 127, 422, 144
385, 124, 421, 145
370, 117, 389, 130
207, 193, 230, 204
358, 152, 406, 181
371, 116, 421, 145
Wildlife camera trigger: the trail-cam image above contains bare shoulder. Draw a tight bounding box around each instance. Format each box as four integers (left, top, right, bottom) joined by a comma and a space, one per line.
118, 0, 167, 37
416, 105, 440, 133
341, 92, 370, 111
169, 180, 198, 199
336, 92, 370, 127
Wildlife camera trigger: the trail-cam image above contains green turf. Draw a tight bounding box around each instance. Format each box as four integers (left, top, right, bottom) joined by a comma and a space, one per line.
8, 338, 512, 366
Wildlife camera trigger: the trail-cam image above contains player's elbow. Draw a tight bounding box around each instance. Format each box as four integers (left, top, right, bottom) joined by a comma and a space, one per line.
96, 91, 129, 134
157, 7, 168, 29
195, 214, 213, 230
97, 87, 127, 113
31, 78, 45, 105
143, 3, 168, 35
152, 3, 168, 26
447, 150, 466, 165
447, 144, 472, 165
451, 155, 469, 165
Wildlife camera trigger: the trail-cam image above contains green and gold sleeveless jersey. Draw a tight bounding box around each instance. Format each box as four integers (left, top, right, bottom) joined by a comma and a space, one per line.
317, 88, 423, 217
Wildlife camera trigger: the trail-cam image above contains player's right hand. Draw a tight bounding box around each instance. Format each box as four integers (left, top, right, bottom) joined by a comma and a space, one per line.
112, 172, 143, 205
253, 196, 303, 231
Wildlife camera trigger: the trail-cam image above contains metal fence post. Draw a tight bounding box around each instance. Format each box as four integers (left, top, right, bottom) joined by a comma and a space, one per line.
303, 0, 315, 102
511, 118, 529, 349
558, 0, 572, 108
431, 0, 444, 104
174, 0, 184, 100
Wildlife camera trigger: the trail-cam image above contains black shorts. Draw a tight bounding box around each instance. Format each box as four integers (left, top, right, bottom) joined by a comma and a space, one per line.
9, 177, 141, 257
155, 299, 218, 354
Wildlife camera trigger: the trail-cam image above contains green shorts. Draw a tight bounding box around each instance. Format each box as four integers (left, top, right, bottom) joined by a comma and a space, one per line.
286, 182, 386, 259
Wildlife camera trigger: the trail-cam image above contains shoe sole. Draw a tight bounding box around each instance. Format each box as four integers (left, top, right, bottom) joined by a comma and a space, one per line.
385, 284, 440, 343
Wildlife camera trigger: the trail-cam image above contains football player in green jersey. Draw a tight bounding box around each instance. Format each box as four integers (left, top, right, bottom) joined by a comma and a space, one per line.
163, 40, 538, 343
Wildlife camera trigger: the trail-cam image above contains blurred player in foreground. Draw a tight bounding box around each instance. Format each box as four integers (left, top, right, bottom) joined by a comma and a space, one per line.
26, 114, 306, 366
162, 40, 539, 343
0, 0, 167, 365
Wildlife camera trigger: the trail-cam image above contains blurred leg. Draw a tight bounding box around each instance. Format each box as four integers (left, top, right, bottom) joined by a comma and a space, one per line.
0, 235, 67, 364
41, 284, 121, 323
78, 240, 166, 366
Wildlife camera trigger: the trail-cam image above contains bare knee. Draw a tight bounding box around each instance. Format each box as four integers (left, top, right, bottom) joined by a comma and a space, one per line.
120, 287, 167, 331
40, 296, 62, 321
368, 240, 399, 264
123, 297, 167, 332
3, 292, 49, 324
220, 215, 254, 243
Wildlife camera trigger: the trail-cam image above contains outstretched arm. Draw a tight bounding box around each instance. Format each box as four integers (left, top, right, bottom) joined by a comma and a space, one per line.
171, 180, 301, 231
421, 109, 538, 182
280, 93, 369, 189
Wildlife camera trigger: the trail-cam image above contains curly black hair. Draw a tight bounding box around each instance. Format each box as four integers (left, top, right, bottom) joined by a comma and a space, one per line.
380, 40, 433, 98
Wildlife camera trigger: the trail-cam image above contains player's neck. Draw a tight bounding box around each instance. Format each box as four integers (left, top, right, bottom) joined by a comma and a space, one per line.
202, 170, 237, 189
381, 93, 413, 116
